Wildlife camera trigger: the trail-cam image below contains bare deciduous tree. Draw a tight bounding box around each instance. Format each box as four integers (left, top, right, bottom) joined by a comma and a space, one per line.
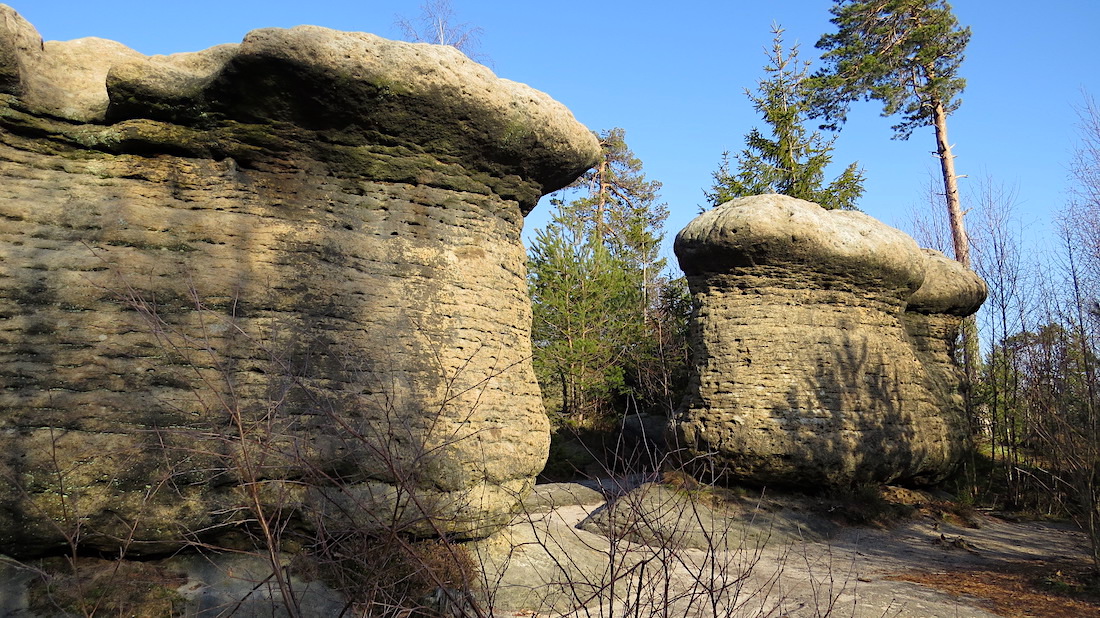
395, 0, 484, 57
970, 178, 1034, 503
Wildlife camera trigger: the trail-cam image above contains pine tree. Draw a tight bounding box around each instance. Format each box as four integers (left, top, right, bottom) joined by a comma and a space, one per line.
571, 128, 667, 299
528, 128, 678, 425
529, 200, 640, 423
708, 24, 864, 210
812, 0, 978, 403
812, 0, 970, 263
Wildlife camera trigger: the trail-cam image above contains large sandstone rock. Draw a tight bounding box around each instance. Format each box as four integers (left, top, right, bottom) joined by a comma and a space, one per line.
673, 195, 985, 487
0, 5, 600, 557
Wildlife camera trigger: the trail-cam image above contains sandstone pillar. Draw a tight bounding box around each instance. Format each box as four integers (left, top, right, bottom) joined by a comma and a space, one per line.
0, 6, 599, 556
673, 195, 986, 486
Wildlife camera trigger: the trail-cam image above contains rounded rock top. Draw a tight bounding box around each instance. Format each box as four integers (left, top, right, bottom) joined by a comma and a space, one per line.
907, 248, 988, 316
675, 194, 927, 293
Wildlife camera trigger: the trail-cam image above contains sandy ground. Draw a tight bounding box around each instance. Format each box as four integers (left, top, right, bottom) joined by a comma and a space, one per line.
482, 482, 1093, 618
780, 512, 1087, 617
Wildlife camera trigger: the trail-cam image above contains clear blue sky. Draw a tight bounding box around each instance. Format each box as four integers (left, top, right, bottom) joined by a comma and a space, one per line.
8, 1, 1099, 273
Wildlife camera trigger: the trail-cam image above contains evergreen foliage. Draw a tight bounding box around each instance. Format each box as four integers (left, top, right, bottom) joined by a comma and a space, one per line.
811, 0, 972, 261
812, 0, 970, 139
570, 128, 667, 277
528, 129, 690, 425
528, 202, 639, 423
708, 25, 864, 210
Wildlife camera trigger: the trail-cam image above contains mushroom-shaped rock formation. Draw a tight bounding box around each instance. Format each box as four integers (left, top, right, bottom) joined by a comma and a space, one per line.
673, 194, 985, 487
0, 4, 600, 557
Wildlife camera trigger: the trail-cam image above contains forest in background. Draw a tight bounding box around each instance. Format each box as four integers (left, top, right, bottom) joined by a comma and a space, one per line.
520, 0, 1100, 572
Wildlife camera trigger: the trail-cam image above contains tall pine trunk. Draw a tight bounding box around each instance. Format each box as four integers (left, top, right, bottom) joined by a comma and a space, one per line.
933, 99, 981, 428
932, 101, 969, 268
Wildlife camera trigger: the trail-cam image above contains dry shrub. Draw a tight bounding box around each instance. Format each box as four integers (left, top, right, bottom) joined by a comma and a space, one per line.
307, 530, 480, 616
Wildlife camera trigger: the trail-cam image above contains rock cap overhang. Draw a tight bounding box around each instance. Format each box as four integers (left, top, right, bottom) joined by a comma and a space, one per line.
907, 248, 987, 316
0, 4, 593, 555
675, 194, 927, 296
0, 4, 600, 209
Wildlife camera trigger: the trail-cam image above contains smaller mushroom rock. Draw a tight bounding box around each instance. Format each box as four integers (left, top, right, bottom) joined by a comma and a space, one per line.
673, 194, 985, 487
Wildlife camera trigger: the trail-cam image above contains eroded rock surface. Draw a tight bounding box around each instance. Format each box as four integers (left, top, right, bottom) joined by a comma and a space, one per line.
905, 248, 986, 432
0, 4, 600, 557
673, 194, 985, 487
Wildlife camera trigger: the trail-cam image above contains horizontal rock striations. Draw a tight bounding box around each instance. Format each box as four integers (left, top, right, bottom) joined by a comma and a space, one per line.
904, 248, 987, 436
0, 4, 600, 557
673, 194, 986, 487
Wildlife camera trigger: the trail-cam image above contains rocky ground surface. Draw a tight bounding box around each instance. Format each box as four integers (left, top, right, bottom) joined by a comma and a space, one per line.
477, 480, 1098, 617
2, 480, 1095, 617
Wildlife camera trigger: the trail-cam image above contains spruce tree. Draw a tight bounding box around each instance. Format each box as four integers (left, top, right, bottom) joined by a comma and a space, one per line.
708, 24, 864, 210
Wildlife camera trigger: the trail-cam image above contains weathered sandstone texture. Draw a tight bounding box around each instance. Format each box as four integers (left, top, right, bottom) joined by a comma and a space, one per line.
905, 248, 987, 423
673, 195, 986, 487
0, 4, 599, 557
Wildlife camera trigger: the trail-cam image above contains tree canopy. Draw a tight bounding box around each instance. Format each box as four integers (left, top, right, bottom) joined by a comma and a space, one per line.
529, 128, 689, 426
811, 0, 970, 140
